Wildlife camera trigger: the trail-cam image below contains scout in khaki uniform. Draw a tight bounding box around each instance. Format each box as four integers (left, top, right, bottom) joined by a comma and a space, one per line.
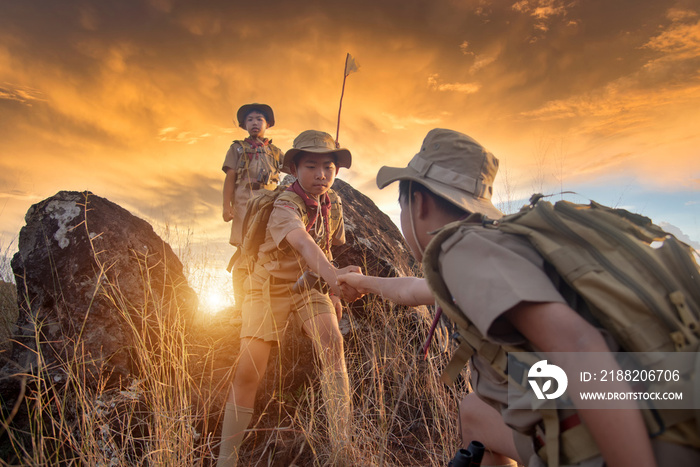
217, 130, 363, 466
337, 129, 700, 467
222, 103, 284, 311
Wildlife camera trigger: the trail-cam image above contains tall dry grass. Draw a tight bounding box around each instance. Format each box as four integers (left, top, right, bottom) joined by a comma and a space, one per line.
0, 236, 468, 466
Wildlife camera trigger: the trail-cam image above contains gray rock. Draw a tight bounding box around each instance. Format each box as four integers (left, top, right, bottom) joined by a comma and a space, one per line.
0, 183, 431, 464
7, 191, 197, 387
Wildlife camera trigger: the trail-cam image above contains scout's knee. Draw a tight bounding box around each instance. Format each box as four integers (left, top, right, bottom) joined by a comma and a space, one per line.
314, 327, 344, 359
233, 366, 264, 392
325, 327, 345, 351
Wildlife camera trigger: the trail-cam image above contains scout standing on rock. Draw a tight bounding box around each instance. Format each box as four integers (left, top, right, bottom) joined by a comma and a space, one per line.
222, 103, 284, 312
217, 130, 363, 466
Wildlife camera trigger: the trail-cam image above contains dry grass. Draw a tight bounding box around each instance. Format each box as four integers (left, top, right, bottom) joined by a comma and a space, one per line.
0, 238, 469, 466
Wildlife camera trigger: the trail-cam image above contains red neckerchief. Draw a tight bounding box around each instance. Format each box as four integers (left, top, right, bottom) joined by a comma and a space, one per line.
244, 137, 270, 151
287, 180, 331, 252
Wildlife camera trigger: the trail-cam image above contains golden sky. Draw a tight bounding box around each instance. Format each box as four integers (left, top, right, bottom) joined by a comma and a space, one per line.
1, 0, 700, 261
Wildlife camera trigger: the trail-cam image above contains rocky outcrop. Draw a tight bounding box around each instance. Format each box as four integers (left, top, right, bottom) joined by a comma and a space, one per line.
332, 178, 419, 277
0, 183, 437, 464
7, 191, 197, 387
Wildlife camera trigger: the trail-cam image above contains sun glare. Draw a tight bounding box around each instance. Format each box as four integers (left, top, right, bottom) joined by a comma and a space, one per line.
192, 266, 235, 315
201, 287, 230, 313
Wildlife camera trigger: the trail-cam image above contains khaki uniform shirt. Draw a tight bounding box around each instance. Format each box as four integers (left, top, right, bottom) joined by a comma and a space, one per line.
438, 225, 699, 466
257, 190, 345, 281
222, 139, 283, 245
439, 225, 566, 345
439, 225, 580, 465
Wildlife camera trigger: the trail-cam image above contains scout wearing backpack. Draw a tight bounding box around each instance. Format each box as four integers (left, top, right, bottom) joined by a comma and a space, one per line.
337, 128, 700, 467
217, 130, 363, 466
222, 103, 284, 312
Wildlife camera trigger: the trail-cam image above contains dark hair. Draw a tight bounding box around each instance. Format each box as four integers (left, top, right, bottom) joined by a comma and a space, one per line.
398, 180, 470, 218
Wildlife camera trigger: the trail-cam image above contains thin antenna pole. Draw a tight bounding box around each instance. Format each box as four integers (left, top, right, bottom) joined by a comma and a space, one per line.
335, 53, 349, 148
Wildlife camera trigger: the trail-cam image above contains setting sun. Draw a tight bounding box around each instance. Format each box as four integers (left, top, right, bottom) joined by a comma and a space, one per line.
189, 265, 235, 315
200, 286, 230, 314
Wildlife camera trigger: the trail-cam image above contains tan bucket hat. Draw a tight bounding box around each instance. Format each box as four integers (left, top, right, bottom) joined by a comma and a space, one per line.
237, 103, 275, 128
282, 130, 352, 173
376, 128, 503, 219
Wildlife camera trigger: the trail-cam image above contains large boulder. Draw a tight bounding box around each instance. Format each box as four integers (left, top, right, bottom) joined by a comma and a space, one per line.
0, 183, 443, 465
332, 178, 419, 278
7, 190, 197, 387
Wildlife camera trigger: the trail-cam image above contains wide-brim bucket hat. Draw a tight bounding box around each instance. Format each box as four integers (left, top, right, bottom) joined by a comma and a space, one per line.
282, 130, 352, 173
237, 103, 275, 128
376, 128, 503, 219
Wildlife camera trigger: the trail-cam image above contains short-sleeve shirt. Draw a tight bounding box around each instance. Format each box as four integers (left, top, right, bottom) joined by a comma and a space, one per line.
439, 224, 566, 345
257, 190, 345, 281
438, 225, 570, 461
222, 139, 283, 245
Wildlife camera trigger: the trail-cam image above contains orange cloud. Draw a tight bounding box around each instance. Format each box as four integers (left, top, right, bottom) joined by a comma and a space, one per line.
0, 0, 698, 245
427, 74, 481, 94
0, 83, 46, 105
643, 19, 700, 60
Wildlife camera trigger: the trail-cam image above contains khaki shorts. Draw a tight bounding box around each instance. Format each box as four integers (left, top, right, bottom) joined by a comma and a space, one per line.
240, 264, 334, 343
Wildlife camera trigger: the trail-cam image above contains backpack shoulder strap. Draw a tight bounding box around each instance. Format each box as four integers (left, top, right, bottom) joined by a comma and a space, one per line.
423, 220, 471, 331
327, 189, 342, 235
233, 140, 252, 174
422, 220, 511, 384
270, 143, 284, 170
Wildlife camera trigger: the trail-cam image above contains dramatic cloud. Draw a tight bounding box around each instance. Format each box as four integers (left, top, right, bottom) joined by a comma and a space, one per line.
0, 0, 698, 248
643, 19, 700, 60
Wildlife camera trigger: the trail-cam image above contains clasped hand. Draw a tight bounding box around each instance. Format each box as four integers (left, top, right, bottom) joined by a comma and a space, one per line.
334, 266, 365, 302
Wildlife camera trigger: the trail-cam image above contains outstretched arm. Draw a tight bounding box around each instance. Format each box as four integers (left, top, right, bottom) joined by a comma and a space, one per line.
285, 227, 362, 301
337, 273, 434, 306
507, 302, 657, 467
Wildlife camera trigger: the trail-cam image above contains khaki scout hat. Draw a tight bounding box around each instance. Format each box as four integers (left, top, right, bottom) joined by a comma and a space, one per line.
237, 103, 275, 128
282, 130, 352, 173
376, 128, 503, 219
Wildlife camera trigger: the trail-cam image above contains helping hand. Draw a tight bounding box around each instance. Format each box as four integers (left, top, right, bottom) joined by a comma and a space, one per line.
335, 266, 365, 302
337, 271, 370, 295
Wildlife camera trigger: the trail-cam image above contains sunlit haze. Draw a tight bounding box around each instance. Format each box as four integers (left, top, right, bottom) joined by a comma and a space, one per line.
2, 1, 699, 301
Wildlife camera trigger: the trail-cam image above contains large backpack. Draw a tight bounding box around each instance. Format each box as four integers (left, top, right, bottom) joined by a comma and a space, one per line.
239, 185, 343, 266
423, 194, 700, 466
